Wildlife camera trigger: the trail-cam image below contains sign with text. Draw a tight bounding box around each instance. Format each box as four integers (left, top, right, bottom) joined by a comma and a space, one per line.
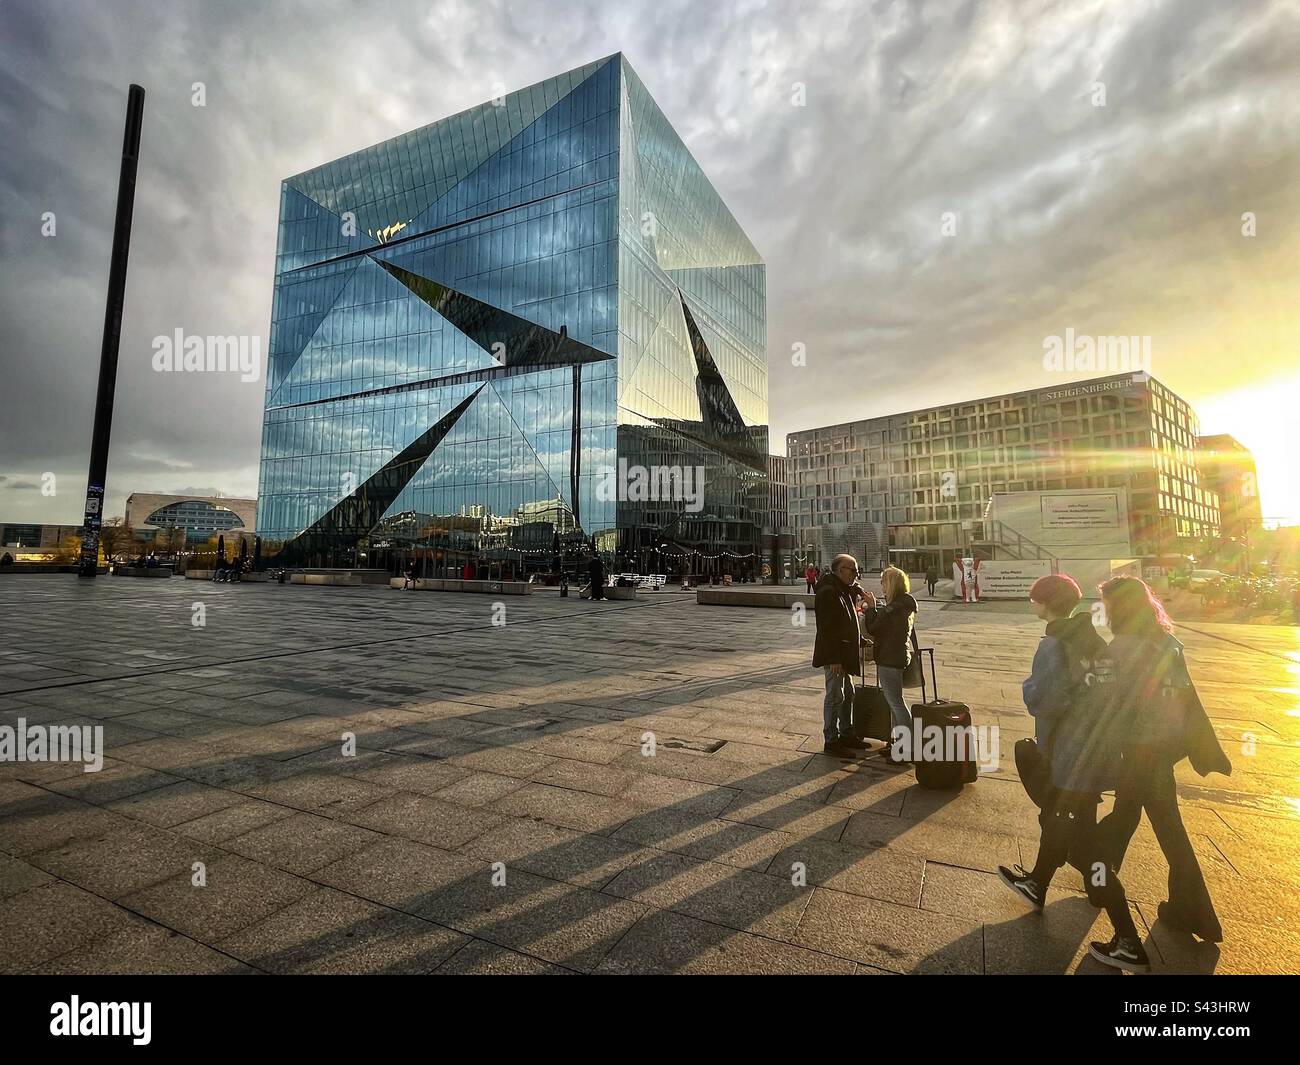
1040, 492, 1120, 529
978, 559, 1053, 599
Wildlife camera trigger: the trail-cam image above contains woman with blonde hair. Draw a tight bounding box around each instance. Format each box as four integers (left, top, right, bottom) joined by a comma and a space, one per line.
861, 566, 919, 766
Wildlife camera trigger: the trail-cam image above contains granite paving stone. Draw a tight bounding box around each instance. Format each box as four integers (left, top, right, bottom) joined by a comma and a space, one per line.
213, 886, 466, 974
1, 578, 1295, 974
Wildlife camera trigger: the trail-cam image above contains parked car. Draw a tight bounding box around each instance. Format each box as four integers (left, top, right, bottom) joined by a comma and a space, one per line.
1187, 568, 1228, 590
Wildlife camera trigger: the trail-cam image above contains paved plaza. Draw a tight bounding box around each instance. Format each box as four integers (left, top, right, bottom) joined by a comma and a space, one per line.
0, 576, 1297, 975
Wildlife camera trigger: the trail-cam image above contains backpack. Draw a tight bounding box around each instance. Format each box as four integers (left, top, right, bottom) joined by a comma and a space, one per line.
1048, 642, 1125, 792
1079, 637, 1195, 767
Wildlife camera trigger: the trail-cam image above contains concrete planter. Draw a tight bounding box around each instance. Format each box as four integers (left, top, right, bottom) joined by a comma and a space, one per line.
291, 573, 362, 586
696, 589, 815, 609
391, 577, 532, 595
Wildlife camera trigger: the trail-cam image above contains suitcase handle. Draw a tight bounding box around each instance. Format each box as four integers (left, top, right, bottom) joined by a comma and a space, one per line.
862, 649, 935, 700
860, 650, 883, 687
917, 647, 938, 703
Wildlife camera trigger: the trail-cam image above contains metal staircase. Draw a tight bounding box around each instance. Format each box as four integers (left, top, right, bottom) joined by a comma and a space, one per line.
973, 520, 1058, 563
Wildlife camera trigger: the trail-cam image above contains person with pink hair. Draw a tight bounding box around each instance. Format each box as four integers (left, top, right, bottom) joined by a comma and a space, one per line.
1093, 576, 1230, 948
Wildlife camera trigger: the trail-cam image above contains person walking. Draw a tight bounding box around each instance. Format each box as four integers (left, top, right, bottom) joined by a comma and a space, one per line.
860, 566, 919, 765
402, 559, 416, 590
812, 554, 870, 758
925, 562, 938, 597
805, 563, 818, 594
1094, 576, 1230, 945
587, 552, 606, 601
997, 572, 1149, 970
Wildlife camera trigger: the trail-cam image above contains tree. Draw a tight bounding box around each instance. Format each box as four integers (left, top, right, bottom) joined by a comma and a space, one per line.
159, 526, 187, 556
99, 518, 135, 564
53, 534, 82, 565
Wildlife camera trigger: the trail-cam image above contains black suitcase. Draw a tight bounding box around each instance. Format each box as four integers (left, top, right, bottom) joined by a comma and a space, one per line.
853, 662, 892, 743
909, 648, 979, 789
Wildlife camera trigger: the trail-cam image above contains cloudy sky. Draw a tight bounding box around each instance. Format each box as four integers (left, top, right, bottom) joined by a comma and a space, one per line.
2, 0, 1298, 527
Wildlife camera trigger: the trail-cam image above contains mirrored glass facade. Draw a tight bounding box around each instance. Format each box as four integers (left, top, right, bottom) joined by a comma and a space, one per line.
256, 54, 767, 572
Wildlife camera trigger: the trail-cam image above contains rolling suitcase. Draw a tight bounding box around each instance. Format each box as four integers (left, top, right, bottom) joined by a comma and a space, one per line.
853, 660, 893, 743
910, 648, 979, 789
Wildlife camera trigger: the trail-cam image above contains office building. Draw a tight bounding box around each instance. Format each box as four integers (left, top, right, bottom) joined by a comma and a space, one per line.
255, 55, 768, 574
1196, 434, 1262, 541
786, 372, 1220, 572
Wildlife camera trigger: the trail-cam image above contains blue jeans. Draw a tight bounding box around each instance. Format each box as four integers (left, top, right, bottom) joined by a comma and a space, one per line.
822, 667, 854, 744
877, 664, 912, 735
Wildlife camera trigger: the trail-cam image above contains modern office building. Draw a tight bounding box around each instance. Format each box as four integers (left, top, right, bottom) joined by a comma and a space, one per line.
0, 523, 82, 550
1196, 434, 1262, 541
761, 454, 796, 579
256, 54, 768, 574
786, 372, 1221, 572
124, 492, 256, 546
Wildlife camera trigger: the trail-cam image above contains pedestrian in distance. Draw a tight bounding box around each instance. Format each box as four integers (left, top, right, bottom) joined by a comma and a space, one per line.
811, 554, 871, 757
1093, 576, 1230, 946
587, 552, 606, 601
402, 559, 416, 590
860, 566, 920, 766
925, 563, 938, 597
805, 563, 818, 594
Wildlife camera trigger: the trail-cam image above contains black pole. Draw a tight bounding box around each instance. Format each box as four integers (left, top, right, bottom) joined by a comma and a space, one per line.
78, 84, 145, 579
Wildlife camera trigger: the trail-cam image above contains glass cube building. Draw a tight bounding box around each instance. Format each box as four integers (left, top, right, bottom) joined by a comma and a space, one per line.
256, 54, 768, 574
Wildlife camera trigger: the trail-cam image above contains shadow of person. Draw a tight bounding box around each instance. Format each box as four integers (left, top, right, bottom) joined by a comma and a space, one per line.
1144, 914, 1222, 974
954, 895, 1124, 975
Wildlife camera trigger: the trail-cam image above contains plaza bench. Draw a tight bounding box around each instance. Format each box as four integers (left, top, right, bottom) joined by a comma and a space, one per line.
388, 577, 533, 595
696, 588, 816, 609
291, 573, 362, 586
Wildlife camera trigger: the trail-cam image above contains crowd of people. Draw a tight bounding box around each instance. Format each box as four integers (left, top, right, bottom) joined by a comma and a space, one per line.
811, 554, 1231, 973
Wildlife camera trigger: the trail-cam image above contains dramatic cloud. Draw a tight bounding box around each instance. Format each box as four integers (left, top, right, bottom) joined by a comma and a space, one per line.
1, 0, 1297, 524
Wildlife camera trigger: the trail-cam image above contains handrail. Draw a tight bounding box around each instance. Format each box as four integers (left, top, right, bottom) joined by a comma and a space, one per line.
975, 520, 1058, 562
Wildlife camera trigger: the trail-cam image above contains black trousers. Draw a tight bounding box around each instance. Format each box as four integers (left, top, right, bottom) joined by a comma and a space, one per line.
1098, 762, 1221, 938
1030, 789, 1138, 940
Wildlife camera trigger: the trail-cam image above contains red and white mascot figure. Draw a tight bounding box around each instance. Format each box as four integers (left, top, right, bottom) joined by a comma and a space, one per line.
951, 557, 980, 603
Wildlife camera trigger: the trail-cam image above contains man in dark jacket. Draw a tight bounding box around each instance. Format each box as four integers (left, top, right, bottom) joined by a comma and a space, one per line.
812, 554, 869, 757
587, 553, 605, 601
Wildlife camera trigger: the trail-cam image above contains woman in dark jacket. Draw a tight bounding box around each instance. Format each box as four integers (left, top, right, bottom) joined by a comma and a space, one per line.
1095, 576, 1230, 945
999, 574, 1144, 967
861, 566, 919, 764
